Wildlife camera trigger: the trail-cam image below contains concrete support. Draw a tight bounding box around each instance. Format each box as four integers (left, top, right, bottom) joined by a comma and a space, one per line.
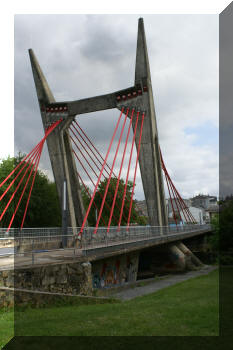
132, 18, 168, 227
29, 49, 85, 228
177, 242, 203, 268
168, 244, 186, 271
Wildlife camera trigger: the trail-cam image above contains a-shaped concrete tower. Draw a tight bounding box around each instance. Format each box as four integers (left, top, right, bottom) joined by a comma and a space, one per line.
29, 18, 168, 228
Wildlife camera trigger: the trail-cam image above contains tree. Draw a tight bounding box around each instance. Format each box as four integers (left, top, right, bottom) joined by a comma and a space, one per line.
219, 198, 233, 251
209, 214, 219, 252
81, 177, 147, 227
0, 154, 61, 228
209, 197, 233, 253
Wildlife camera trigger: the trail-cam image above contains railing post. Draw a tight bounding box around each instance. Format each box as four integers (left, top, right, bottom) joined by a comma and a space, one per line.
32, 235, 34, 265
62, 179, 68, 248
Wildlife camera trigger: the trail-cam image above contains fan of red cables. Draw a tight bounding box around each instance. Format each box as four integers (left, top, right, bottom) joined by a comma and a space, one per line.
0, 120, 62, 231
159, 148, 196, 225
70, 107, 146, 236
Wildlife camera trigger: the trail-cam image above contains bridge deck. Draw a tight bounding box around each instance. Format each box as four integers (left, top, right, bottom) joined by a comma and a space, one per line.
0, 225, 211, 270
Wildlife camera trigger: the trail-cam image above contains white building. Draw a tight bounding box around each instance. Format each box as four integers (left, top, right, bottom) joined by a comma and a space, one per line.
167, 200, 205, 224
181, 206, 205, 224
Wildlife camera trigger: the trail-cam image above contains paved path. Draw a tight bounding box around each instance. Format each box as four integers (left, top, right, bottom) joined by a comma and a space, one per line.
112, 265, 217, 301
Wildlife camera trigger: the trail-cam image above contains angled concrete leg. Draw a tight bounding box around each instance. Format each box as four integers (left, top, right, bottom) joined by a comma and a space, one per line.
168, 244, 186, 271
177, 242, 203, 268
29, 49, 85, 230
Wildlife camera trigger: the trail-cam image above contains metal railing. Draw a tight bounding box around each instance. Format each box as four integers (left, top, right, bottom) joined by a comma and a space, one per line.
0, 224, 210, 237
0, 224, 211, 266
0, 224, 211, 248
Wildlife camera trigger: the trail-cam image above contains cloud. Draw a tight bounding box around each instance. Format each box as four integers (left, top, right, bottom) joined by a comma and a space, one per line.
14, 14, 218, 200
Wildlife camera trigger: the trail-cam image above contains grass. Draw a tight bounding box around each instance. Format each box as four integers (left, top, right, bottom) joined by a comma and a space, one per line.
0, 269, 219, 346
0, 308, 13, 349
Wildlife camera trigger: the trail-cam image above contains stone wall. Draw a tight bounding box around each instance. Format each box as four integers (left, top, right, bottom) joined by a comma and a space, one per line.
92, 252, 139, 288
0, 261, 92, 296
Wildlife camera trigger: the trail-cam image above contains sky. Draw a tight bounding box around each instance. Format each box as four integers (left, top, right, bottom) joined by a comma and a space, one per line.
13, 14, 219, 200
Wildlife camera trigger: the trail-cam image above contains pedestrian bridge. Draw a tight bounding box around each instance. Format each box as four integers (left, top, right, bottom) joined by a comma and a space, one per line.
0, 224, 211, 268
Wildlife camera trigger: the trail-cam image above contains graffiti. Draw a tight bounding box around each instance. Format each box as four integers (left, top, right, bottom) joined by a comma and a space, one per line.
92, 254, 138, 288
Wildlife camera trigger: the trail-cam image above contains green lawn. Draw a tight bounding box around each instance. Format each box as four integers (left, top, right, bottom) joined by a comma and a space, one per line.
0, 269, 219, 346
0, 309, 13, 349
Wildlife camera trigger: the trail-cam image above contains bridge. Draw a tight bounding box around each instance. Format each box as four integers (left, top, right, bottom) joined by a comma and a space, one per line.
0, 18, 213, 299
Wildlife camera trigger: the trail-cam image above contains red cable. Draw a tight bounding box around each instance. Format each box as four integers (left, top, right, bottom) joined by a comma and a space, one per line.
160, 149, 182, 223
20, 119, 62, 228
127, 112, 145, 227
118, 111, 140, 228
0, 147, 41, 223
0, 119, 61, 228
20, 142, 44, 228
171, 183, 192, 222
167, 175, 183, 223
73, 120, 140, 221
0, 143, 42, 202
71, 123, 111, 178
171, 182, 196, 223
164, 171, 178, 225
69, 133, 100, 179
77, 171, 106, 226
94, 108, 130, 234
160, 148, 195, 223
0, 117, 61, 189
72, 149, 96, 188
74, 120, 114, 176
70, 126, 107, 179
7, 149, 41, 230
72, 149, 120, 224
160, 151, 178, 225
107, 109, 135, 232
70, 131, 130, 224
172, 184, 196, 222
79, 107, 124, 236
0, 144, 43, 189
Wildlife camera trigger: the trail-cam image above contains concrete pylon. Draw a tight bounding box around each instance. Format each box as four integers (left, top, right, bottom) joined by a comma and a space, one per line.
28, 49, 85, 229
132, 18, 168, 227
131, 19, 201, 269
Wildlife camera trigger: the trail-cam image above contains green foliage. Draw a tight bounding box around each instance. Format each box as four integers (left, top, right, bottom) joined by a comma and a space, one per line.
219, 198, 233, 251
0, 154, 61, 228
81, 177, 145, 227
208, 197, 233, 265
209, 214, 219, 252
